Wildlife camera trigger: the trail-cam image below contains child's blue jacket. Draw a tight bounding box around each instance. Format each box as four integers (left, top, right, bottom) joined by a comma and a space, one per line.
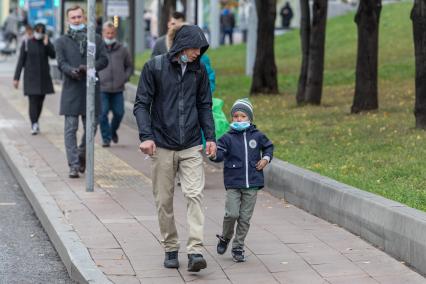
212, 125, 274, 189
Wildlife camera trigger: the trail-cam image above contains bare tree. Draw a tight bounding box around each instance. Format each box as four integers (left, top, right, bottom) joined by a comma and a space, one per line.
296, 0, 311, 105
411, 0, 426, 129
351, 0, 382, 113
305, 0, 328, 105
159, 0, 177, 36
250, 0, 279, 95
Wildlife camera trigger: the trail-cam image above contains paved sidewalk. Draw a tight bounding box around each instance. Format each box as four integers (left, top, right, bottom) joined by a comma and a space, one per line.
0, 74, 425, 284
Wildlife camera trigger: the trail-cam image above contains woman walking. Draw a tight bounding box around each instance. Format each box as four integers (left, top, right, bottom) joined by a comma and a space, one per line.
13, 23, 55, 135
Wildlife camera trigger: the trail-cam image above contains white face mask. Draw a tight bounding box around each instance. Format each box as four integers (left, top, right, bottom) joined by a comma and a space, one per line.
34, 32, 44, 40
69, 23, 85, 31
104, 38, 116, 46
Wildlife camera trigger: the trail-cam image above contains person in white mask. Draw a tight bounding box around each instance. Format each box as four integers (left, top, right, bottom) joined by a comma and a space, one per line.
13, 23, 56, 135
54, 5, 108, 178
98, 21, 133, 148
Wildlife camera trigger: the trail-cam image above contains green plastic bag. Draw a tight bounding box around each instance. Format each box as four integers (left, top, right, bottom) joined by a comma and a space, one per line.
212, 97, 229, 139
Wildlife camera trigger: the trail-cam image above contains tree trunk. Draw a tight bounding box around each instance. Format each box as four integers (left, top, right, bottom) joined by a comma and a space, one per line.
159, 0, 177, 37
296, 0, 311, 105
305, 0, 328, 105
250, 0, 279, 95
351, 0, 382, 113
411, 0, 426, 129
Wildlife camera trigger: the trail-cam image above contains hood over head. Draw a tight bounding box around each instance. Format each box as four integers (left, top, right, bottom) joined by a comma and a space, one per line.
168, 25, 209, 62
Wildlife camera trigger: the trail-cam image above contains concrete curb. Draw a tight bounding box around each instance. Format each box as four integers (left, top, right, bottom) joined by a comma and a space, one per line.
0, 133, 112, 284
264, 159, 426, 276
123, 83, 426, 276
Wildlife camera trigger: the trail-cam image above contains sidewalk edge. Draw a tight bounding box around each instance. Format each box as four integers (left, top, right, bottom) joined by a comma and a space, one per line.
0, 134, 112, 284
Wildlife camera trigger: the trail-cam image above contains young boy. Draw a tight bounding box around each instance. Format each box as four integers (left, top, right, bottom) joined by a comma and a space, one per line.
209, 98, 274, 262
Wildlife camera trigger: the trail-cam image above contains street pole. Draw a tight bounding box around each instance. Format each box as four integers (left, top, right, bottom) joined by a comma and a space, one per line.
135, 0, 146, 54
194, 0, 198, 25
246, 0, 257, 76
86, 0, 97, 192
210, 0, 220, 48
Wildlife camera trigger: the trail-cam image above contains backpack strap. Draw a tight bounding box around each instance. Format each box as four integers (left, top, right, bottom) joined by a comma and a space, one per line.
154, 54, 163, 71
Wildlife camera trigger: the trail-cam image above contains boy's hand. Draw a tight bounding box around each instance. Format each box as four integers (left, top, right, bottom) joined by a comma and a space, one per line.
256, 159, 269, 171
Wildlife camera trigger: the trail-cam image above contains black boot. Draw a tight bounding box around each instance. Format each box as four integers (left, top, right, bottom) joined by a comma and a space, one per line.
78, 153, 86, 173
187, 254, 207, 272
216, 234, 230, 255
69, 168, 79, 178
164, 251, 179, 268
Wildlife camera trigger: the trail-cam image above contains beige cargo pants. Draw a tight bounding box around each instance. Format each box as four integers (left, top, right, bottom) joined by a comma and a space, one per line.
151, 145, 205, 254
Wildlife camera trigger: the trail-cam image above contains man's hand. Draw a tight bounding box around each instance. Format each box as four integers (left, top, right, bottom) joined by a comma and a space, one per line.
43, 34, 49, 46
70, 68, 81, 80
205, 141, 217, 158
13, 80, 19, 89
78, 65, 87, 75
256, 159, 269, 171
139, 140, 156, 156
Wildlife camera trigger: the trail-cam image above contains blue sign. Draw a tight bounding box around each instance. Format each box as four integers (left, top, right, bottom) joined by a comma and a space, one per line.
28, 0, 56, 31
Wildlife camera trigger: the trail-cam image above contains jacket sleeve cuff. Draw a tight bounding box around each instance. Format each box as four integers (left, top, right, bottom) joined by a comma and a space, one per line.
262, 155, 271, 163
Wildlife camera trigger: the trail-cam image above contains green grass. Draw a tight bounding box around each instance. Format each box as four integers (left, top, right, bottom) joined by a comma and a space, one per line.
132, 2, 426, 211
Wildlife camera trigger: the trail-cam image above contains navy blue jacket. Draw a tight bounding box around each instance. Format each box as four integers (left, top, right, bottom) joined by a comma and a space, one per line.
212, 125, 274, 189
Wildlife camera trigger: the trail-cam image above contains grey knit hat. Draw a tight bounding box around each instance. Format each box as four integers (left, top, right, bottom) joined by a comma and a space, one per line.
231, 98, 254, 122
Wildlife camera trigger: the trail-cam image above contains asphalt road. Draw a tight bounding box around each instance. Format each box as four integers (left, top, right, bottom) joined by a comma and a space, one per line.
0, 154, 75, 284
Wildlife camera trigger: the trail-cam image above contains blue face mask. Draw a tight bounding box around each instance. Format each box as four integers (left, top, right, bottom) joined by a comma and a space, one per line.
69, 24, 85, 31
180, 54, 189, 63
230, 121, 251, 132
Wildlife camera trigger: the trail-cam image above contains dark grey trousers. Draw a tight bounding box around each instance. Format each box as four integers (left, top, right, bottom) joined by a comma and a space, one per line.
64, 115, 87, 169
222, 189, 258, 249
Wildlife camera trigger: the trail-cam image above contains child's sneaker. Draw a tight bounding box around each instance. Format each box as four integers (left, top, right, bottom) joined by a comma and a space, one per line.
216, 234, 230, 255
231, 247, 246, 262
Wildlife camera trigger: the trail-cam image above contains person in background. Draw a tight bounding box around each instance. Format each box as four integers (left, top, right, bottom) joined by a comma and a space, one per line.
280, 2, 294, 29
220, 7, 235, 45
55, 5, 108, 178
2, 8, 19, 49
13, 23, 55, 135
151, 11, 185, 57
98, 21, 133, 147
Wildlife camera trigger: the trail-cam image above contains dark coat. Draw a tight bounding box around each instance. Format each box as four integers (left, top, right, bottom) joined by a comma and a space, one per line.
134, 25, 215, 151
14, 38, 56, 96
99, 42, 133, 93
212, 125, 274, 190
55, 32, 108, 116
151, 35, 167, 58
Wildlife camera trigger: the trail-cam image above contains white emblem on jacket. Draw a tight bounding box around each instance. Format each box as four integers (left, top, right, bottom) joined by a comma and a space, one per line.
249, 139, 257, 149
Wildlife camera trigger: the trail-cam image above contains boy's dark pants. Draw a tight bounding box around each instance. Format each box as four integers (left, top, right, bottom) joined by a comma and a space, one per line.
222, 189, 258, 249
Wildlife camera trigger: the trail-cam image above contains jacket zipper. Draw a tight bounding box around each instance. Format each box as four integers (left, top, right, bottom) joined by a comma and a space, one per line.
243, 131, 249, 188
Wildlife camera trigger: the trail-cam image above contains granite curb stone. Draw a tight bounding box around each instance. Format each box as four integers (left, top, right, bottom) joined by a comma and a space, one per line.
0, 132, 112, 284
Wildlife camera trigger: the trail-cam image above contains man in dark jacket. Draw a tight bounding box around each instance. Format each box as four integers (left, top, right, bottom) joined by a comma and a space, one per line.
134, 25, 216, 272
98, 21, 133, 147
280, 2, 294, 29
55, 5, 108, 178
